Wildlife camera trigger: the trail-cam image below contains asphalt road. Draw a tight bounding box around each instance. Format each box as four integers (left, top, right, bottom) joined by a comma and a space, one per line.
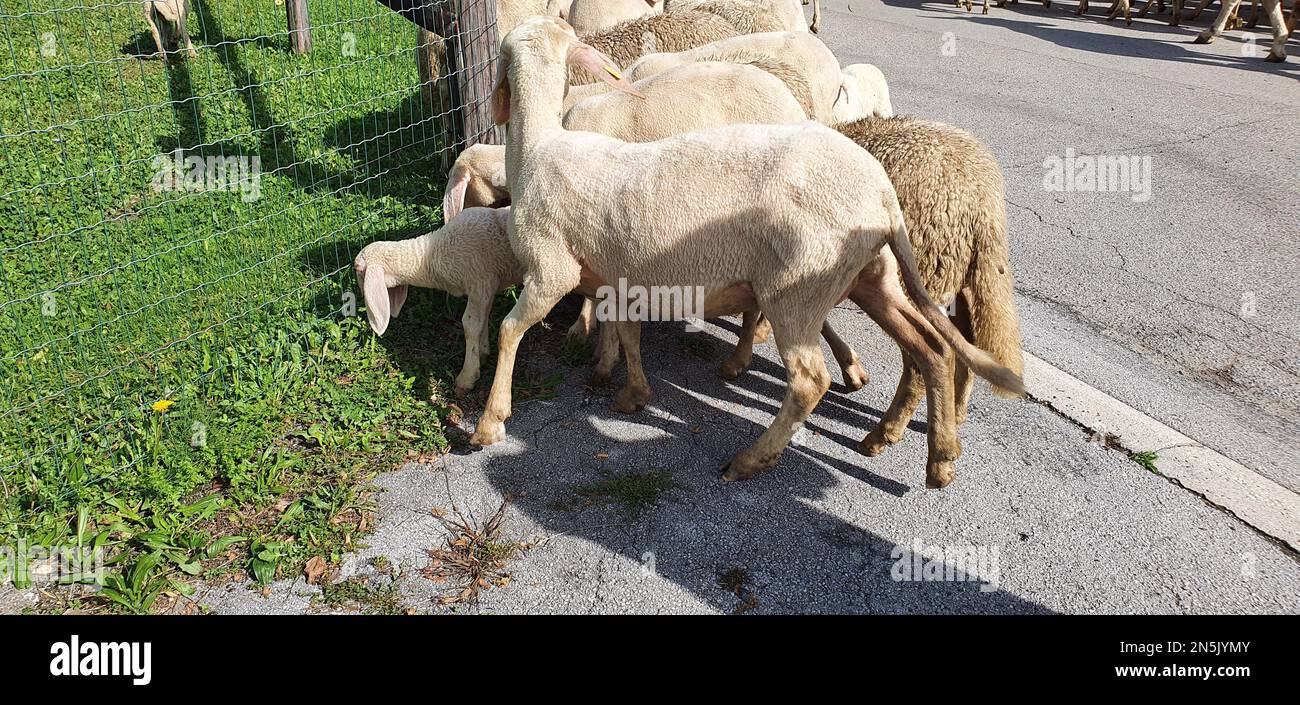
199, 3, 1300, 615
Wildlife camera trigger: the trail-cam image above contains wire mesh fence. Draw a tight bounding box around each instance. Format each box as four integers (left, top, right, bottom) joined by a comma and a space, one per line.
0, 0, 498, 537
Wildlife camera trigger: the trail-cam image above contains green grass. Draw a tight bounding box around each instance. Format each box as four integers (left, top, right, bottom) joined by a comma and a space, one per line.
0, 0, 473, 609
1130, 450, 1159, 473
560, 470, 679, 518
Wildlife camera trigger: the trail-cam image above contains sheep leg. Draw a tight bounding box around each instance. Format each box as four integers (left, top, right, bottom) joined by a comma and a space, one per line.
721, 313, 830, 482
952, 290, 977, 426
179, 4, 196, 58
850, 265, 962, 489
719, 312, 866, 390
719, 309, 761, 380
1076, 0, 1089, 15
453, 288, 495, 396
1246, 0, 1260, 25
145, 9, 168, 57
860, 351, 926, 457
1263, 0, 1289, 61
1196, 0, 1244, 42
1189, 0, 1212, 17
821, 321, 869, 391
810, 0, 822, 32
1108, 0, 1133, 23
1136, 0, 1157, 18
471, 264, 579, 446
591, 319, 620, 385
612, 322, 652, 413
566, 296, 596, 342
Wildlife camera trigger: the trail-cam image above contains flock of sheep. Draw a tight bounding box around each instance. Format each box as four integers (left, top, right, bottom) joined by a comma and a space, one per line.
355, 0, 1031, 489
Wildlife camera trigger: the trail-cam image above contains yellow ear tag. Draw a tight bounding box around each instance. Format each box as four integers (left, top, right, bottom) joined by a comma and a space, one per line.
604, 66, 624, 80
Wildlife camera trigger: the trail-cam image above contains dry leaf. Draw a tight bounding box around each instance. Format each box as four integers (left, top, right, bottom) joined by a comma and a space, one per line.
304, 556, 327, 585
260, 586, 272, 598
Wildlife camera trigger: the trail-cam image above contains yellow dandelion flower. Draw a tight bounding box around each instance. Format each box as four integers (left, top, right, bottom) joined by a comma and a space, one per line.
151, 399, 174, 413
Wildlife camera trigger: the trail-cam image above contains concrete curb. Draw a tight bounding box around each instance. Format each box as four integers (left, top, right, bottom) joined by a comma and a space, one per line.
1023, 352, 1300, 552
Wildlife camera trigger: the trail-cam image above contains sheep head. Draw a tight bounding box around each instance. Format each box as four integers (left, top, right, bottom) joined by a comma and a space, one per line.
443, 144, 510, 221
354, 244, 409, 336
833, 64, 893, 124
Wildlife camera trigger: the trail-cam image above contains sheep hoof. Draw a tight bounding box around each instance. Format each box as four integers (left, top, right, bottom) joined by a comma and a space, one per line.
720, 451, 777, 482
857, 429, 897, 457
1193, 32, 1214, 44
1265, 50, 1286, 63
752, 319, 773, 344
925, 461, 957, 489
842, 362, 869, 391
809, 20, 820, 33
612, 385, 651, 414
718, 357, 749, 380
469, 418, 505, 446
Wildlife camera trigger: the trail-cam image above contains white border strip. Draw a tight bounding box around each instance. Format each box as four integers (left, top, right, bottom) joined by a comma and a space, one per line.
1024, 353, 1300, 552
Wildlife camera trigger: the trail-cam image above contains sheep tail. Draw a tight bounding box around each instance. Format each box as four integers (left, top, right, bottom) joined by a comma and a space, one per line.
883, 196, 1026, 398
967, 203, 1024, 398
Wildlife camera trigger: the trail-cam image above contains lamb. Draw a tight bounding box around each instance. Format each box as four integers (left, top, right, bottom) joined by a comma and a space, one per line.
142, 0, 195, 59
625, 31, 842, 124
568, 10, 757, 84
722, 116, 1023, 458
665, 0, 810, 33
354, 207, 590, 396
1194, 0, 1290, 61
567, 0, 663, 34
471, 16, 1023, 487
832, 64, 893, 124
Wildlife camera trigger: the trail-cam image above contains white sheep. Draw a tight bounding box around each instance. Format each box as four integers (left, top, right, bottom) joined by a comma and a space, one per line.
471, 17, 1023, 487
625, 31, 842, 124
442, 60, 810, 353
354, 207, 588, 396
567, 0, 663, 34
1195, 0, 1290, 61
832, 63, 893, 124
724, 116, 1023, 457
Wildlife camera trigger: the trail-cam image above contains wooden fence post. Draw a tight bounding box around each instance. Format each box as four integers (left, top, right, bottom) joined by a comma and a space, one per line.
417, 27, 444, 107
286, 0, 312, 54
450, 0, 499, 148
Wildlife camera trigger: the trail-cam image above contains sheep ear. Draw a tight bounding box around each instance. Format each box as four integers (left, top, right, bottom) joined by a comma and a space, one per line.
492, 54, 512, 125
567, 44, 645, 99
834, 82, 849, 108
361, 263, 391, 336
389, 285, 408, 319
444, 167, 470, 222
